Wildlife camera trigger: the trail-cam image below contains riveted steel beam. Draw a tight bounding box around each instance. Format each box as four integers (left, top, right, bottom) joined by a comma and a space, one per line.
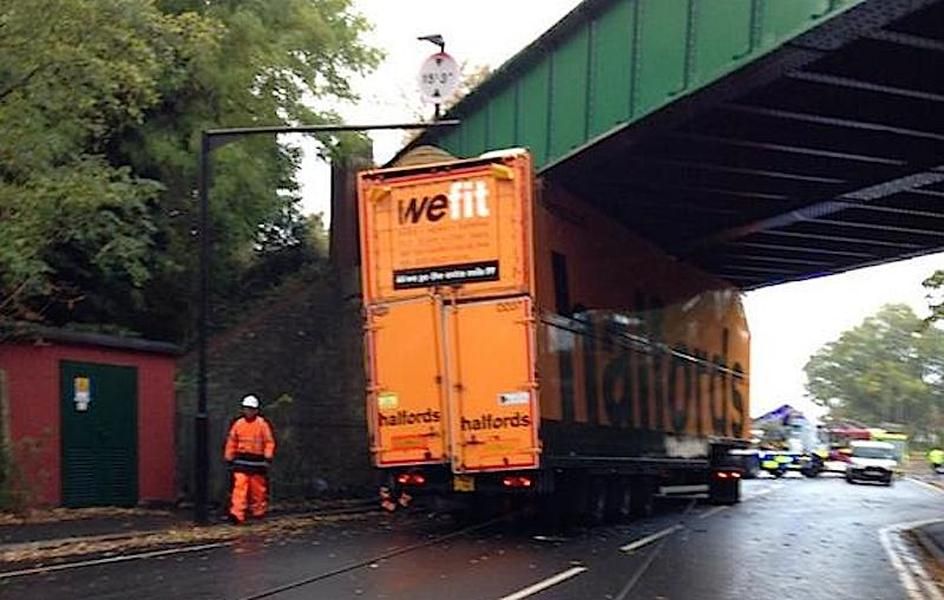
666, 133, 906, 166
711, 254, 835, 267
627, 156, 846, 183
787, 71, 944, 103
716, 272, 768, 282
723, 104, 944, 142
841, 202, 944, 220
809, 218, 944, 238
615, 182, 791, 202
719, 264, 805, 275
757, 229, 924, 249
726, 241, 876, 259
912, 188, 944, 198
866, 30, 944, 53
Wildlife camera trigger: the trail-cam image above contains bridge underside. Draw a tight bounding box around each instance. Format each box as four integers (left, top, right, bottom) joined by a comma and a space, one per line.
546, 0, 944, 289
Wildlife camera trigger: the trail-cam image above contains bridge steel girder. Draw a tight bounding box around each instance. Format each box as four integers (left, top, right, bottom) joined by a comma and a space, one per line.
399, 0, 944, 291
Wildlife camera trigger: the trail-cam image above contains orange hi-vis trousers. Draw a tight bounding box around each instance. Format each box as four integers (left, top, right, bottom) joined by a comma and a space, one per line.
230, 471, 268, 522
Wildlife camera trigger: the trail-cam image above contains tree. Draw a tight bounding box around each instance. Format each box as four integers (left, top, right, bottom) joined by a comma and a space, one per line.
924, 269, 944, 324
804, 304, 944, 438
0, 0, 210, 329
444, 62, 492, 110
1, 0, 381, 340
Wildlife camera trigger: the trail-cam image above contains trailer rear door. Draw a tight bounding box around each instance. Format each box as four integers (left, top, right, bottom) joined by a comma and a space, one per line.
445, 297, 540, 473
366, 298, 448, 467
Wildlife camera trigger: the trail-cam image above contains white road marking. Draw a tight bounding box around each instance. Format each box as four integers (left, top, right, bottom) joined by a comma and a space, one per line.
0, 542, 229, 580
497, 566, 588, 600
620, 524, 684, 553
879, 519, 944, 600
697, 505, 729, 520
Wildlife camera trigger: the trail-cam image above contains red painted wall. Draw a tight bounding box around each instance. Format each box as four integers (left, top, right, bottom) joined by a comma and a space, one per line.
0, 342, 175, 506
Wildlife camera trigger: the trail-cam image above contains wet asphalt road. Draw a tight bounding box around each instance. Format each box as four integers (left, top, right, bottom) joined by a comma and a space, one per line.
2, 475, 943, 600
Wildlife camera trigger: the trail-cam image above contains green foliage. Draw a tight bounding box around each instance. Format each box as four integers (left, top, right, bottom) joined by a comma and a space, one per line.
804, 304, 944, 438
924, 269, 944, 325
1, 0, 380, 341
0, 0, 200, 324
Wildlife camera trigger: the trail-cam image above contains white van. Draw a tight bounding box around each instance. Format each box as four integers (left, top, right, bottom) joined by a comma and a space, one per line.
845, 441, 896, 486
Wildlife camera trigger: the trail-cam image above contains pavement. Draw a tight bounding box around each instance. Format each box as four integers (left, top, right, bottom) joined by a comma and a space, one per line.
906, 474, 944, 579
2, 475, 944, 599
915, 521, 944, 564
0, 508, 189, 547
0, 498, 376, 558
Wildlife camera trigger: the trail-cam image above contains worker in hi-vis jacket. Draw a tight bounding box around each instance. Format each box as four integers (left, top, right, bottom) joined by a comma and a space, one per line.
224, 395, 276, 524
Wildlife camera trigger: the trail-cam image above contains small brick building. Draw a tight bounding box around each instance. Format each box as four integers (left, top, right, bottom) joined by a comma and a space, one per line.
0, 325, 177, 507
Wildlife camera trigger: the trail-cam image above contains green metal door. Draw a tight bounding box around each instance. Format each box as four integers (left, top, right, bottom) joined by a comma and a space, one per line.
60, 361, 138, 507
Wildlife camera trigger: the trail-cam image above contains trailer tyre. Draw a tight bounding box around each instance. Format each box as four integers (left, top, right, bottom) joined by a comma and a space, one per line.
605, 478, 633, 523
629, 477, 655, 518
586, 476, 608, 526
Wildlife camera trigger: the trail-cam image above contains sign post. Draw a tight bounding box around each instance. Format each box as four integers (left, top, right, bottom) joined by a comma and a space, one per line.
417, 35, 458, 120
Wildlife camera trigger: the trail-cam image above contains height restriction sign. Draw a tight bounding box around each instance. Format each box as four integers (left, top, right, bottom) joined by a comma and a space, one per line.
418, 52, 459, 105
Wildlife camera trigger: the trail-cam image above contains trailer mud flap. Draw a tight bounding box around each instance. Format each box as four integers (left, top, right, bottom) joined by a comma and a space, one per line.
445, 297, 540, 473
366, 298, 448, 467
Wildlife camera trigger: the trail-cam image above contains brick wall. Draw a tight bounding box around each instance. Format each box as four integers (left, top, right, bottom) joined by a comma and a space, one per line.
177, 266, 372, 505
178, 150, 376, 506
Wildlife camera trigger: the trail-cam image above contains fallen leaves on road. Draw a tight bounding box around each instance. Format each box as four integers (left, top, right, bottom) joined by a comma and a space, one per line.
1, 512, 369, 565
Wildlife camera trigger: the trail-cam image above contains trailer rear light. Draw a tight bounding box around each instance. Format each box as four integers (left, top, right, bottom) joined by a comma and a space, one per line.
716, 472, 729, 479
396, 473, 426, 486
502, 476, 533, 488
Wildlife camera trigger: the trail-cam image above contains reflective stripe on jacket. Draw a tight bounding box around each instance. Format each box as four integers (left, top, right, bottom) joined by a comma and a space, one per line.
224, 416, 276, 472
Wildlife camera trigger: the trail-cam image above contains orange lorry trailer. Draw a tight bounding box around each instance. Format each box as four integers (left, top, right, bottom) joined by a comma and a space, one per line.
358, 148, 750, 519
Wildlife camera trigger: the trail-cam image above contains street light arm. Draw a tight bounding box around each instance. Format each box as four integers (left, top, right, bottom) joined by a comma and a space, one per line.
205, 120, 461, 152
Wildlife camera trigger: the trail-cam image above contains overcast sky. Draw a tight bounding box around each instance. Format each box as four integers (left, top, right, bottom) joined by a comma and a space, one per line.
294, 0, 944, 419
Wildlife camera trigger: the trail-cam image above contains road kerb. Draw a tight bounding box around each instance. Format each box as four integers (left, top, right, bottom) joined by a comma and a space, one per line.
880, 519, 944, 600
907, 477, 944, 496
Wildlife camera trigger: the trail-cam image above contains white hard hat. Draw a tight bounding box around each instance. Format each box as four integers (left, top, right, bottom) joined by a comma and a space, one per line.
241, 395, 260, 409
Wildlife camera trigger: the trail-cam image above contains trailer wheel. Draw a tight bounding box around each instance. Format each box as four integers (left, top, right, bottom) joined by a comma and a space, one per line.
586, 476, 608, 526
536, 490, 567, 530
605, 478, 633, 523
629, 477, 655, 518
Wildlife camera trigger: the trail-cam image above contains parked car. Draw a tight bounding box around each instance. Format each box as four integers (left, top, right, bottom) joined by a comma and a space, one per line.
845, 441, 896, 486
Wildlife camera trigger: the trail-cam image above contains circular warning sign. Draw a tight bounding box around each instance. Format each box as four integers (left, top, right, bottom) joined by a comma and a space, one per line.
418, 52, 459, 105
